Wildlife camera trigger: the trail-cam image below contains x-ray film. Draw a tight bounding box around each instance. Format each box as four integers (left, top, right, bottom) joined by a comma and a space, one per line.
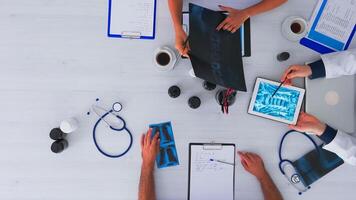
150, 122, 179, 168
188, 3, 246, 91
248, 78, 305, 125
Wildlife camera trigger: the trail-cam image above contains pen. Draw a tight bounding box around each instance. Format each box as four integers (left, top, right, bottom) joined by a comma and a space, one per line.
182, 35, 190, 49
271, 80, 285, 97
210, 159, 234, 166
181, 35, 190, 59
271, 71, 292, 97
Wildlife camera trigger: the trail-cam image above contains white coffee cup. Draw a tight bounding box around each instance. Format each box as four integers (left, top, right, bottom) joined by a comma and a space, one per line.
154, 46, 177, 71
60, 117, 79, 133
282, 16, 308, 42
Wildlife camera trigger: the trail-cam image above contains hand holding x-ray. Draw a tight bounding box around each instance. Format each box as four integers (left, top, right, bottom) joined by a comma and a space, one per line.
216, 5, 249, 33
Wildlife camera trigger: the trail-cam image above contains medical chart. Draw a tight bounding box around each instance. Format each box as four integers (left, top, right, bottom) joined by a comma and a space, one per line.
189, 144, 235, 200
109, 0, 155, 38
313, 0, 356, 42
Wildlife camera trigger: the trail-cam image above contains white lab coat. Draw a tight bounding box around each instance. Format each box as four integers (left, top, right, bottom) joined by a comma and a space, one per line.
318, 49, 356, 165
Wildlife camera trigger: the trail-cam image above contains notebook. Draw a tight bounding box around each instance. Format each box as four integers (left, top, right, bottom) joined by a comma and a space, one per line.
188, 143, 235, 200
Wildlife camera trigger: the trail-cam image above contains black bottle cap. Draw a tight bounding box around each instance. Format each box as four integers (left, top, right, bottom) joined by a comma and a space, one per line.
277, 52, 290, 62
51, 139, 68, 153
49, 128, 67, 140
168, 86, 181, 98
203, 81, 216, 91
188, 96, 201, 109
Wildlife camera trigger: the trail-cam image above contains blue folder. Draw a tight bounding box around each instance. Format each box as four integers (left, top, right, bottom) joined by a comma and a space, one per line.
107, 0, 157, 39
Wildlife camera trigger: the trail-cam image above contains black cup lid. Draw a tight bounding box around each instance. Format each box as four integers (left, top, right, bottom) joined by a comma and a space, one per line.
277, 52, 290, 62
188, 96, 201, 109
168, 86, 181, 98
51, 140, 67, 153
50, 128, 65, 140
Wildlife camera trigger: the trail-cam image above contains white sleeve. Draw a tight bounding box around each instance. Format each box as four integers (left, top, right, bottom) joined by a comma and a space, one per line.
323, 130, 356, 166
321, 48, 356, 79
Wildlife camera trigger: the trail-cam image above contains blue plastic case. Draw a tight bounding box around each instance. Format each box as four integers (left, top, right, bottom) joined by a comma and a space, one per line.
149, 122, 179, 168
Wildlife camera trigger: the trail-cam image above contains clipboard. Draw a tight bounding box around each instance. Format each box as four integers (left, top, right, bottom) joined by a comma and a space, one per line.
182, 11, 251, 57
300, 0, 356, 54
188, 143, 236, 200
107, 0, 157, 39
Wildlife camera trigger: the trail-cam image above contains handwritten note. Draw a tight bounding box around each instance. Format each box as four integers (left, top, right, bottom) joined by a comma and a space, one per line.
189, 144, 235, 200
109, 0, 155, 37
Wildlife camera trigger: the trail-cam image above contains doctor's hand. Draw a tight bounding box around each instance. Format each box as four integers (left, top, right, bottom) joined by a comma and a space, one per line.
289, 112, 326, 136
216, 5, 249, 33
281, 65, 312, 85
238, 151, 268, 180
141, 128, 160, 171
175, 28, 190, 57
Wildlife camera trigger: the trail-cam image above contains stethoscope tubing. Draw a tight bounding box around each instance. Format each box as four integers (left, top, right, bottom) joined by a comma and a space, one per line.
93, 109, 133, 158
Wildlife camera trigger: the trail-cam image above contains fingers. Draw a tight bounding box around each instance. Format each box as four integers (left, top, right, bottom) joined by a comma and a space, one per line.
176, 45, 185, 56
145, 128, 152, 146
152, 132, 159, 147
231, 26, 239, 33
283, 79, 292, 86
218, 5, 233, 12
281, 66, 295, 82
141, 134, 145, 149
288, 124, 303, 132
241, 159, 248, 170
216, 18, 229, 31
182, 46, 190, 58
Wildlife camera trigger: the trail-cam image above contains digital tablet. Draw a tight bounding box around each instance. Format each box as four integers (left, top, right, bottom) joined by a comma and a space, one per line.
248, 78, 305, 125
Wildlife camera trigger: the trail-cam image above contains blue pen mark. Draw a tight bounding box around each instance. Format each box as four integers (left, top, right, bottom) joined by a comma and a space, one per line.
96, 98, 100, 101
253, 82, 300, 121
87, 112, 90, 115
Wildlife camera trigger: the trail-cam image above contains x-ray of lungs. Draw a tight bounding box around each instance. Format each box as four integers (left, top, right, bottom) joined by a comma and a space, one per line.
188, 3, 247, 91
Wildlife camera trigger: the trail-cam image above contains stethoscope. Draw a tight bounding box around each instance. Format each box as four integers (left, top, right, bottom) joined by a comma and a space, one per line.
278, 130, 320, 175
92, 102, 133, 158
278, 130, 320, 194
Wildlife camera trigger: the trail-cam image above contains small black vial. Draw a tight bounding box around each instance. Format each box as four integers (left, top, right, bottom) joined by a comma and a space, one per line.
168, 85, 181, 98
49, 128, 67, 140
51, 139, 69, 153
277, 52, 290, 62
188, 96, 201, 109
203, 81, 216, 91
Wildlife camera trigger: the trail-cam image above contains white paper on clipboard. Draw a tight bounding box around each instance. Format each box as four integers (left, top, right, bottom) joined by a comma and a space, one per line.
108, 0, 156, 39
188, 143, 235, 200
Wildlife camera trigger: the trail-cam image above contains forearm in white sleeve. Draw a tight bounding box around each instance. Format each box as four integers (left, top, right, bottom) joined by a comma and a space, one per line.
323, 130, 356, 166
321, 48, 356, 79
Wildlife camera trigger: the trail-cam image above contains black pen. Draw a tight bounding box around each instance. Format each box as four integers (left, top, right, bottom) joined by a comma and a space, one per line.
181, 35, 190, 58
272, 71, 292, 97
271, 80, 285, 97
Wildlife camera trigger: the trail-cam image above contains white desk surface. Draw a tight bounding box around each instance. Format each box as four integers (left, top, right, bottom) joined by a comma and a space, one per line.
0, 0, 355, 200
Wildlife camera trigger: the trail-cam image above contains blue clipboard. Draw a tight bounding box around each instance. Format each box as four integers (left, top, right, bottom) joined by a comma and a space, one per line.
107, 0, 157, 39
300, 0, 356, 54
